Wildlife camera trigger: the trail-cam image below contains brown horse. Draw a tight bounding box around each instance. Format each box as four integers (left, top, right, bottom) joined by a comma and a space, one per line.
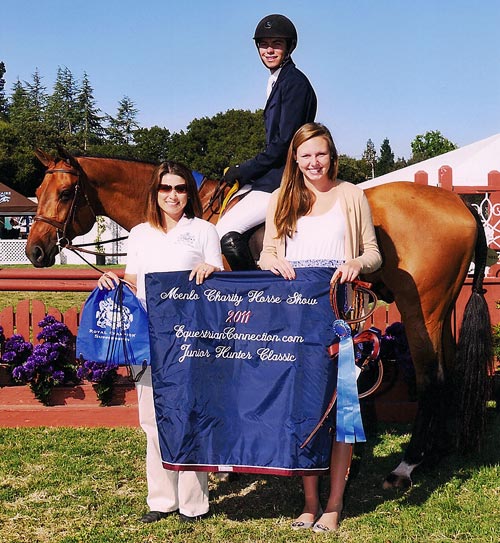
26, 148, 492, 489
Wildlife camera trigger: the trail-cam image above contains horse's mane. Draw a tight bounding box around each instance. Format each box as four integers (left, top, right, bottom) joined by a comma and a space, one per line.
66, 151, 159, 166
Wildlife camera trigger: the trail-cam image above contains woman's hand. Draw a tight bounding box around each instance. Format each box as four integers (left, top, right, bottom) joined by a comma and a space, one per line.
262, 255, 296, 280
189, 263, 218, 285
97, 271, 120, 290
331, 260, 362, 284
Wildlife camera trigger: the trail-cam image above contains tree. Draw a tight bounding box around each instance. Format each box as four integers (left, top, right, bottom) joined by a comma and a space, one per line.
362, 139, 377, 179
337, 155, 371, 184
133, 125, 171, 162
106, 96, 139, 146
167, 109, 265, 178
8, 80, 31, 130
376, 138, 395, 176
46, 67, 81, 145
0, 61, 7, 120
410, 130, 457, 163
394, 156, 408, 171
76, 72, 105, 150
0, 120, 18, 184
25, 69, 48, 123
6, 75, 50, 195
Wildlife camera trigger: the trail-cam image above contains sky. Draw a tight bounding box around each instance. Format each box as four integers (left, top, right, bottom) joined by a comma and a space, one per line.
2, 0, 499, 160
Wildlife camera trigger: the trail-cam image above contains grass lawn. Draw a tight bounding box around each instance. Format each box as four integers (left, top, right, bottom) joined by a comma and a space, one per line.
0, 410, 499, 543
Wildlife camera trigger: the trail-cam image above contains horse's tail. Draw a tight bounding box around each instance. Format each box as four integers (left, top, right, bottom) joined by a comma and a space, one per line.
455, 204, 493, 452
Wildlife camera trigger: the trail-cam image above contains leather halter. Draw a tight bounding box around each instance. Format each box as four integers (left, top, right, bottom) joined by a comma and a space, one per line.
34, 167, 94, 248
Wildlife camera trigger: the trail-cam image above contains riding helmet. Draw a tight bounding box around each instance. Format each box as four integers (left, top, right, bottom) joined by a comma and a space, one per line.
253, 14, 297, 54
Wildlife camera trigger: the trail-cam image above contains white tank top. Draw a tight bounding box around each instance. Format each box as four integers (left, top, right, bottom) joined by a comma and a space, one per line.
286, 200, 346, 268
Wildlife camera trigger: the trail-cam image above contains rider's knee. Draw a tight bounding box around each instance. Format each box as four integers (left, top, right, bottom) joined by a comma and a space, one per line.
220, 231, 244, 253
220, 231, 256, 271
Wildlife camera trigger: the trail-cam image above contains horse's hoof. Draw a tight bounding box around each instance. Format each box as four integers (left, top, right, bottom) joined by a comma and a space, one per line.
382, 472, 412, 490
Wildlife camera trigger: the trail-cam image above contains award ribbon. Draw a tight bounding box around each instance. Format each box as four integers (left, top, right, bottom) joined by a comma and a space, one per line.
333, 319, 366, 443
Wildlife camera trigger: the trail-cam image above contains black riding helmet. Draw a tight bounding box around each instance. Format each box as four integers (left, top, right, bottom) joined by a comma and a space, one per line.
253, 14, 298, 56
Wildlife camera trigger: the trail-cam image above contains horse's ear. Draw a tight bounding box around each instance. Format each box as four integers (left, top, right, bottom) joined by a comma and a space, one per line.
34, 148, 54, 167
56, 145, 81, 172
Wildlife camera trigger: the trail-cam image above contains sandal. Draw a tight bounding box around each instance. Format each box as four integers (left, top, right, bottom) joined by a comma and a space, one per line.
291, 508, 323, 530
312, 511, 342, 532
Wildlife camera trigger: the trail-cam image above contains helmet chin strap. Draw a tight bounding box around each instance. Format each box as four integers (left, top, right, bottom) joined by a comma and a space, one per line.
278, 54, 292, 70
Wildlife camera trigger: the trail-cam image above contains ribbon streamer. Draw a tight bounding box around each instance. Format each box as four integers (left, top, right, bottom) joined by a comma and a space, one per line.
333, 319, 366, 443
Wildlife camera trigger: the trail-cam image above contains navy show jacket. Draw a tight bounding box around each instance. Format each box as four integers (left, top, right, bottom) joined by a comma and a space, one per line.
235, 59, 317, 193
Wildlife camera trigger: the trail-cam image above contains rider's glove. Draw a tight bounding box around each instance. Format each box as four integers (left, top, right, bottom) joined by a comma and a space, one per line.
222, 165, 240, 187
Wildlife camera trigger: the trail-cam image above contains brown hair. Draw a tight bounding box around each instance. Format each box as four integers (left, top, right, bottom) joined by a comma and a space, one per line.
274, 122, 338, 239
145, 161, 203, 230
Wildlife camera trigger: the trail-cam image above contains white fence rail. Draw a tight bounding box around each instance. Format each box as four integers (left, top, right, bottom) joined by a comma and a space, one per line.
0, 240, 31, 264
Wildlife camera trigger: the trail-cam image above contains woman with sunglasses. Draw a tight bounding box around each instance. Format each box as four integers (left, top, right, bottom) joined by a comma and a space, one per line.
98, 161, 223, 524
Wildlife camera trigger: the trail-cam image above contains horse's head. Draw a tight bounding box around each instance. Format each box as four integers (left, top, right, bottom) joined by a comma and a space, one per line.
26, 147, 97, 267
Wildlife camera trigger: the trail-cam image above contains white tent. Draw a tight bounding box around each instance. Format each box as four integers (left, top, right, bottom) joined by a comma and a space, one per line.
359, 133, 500, 189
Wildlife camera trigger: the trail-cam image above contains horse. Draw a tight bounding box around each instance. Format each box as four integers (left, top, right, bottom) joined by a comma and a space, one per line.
26, 148, 493, 489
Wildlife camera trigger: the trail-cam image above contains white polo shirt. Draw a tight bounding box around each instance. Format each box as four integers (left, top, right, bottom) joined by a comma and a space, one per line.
125, 217, 224, 308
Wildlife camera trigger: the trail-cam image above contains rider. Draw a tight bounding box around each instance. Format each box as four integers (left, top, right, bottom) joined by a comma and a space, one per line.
217, 14, 317, 270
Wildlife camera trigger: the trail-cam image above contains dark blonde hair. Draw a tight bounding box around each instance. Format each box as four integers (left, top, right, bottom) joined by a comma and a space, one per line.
274, 123, 338, 239
145, 161, 203, 230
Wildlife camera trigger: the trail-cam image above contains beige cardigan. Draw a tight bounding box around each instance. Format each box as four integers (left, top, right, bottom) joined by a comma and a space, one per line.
258, 181, 382, 274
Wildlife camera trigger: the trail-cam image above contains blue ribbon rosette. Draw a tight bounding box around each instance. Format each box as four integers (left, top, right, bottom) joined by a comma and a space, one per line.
333, 319, 366, 443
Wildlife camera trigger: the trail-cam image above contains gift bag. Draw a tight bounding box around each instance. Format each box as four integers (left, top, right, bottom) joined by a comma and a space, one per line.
76, 281, 150, 374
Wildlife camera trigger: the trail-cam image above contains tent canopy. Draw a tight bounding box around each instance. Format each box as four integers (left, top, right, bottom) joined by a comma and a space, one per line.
360, 133, 500, 189
0, 182, 37, 216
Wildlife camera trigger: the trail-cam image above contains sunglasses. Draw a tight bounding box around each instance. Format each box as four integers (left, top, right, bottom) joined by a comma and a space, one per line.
157, 183, 188, 194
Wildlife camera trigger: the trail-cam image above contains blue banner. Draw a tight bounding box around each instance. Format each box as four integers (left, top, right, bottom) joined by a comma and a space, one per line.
146, 268, 340, 476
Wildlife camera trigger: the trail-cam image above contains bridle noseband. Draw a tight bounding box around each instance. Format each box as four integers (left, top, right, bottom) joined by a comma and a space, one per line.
34, 167, 95, 249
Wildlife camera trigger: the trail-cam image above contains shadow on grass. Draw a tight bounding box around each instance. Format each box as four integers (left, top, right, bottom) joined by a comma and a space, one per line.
209, 406, 499, 522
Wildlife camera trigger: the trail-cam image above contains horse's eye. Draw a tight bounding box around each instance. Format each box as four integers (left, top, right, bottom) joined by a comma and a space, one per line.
59, 189, 74, 203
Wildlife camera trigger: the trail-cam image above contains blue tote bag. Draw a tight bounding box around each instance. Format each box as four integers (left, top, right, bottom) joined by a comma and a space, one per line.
76, 281, 150, 376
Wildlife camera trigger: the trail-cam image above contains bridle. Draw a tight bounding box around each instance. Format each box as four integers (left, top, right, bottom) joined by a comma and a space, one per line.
33, 167, 127, 263
34, 167, 95, 250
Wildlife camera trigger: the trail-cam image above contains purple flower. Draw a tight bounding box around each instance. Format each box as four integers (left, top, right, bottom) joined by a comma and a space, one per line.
78, 358, 118, 383
36, 317, 73, 346
3, 315, 78, 404
52, 370, 65, 383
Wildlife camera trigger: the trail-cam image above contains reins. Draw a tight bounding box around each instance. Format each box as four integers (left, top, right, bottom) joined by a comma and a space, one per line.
300, 276, 383, 449
202, 179, 239, 221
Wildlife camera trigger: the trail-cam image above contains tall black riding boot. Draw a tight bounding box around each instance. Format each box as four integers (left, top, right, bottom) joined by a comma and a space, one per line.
220, 231, 257, 271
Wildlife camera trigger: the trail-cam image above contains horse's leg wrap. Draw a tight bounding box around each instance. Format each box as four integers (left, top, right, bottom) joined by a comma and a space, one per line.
220, 231, 257, 271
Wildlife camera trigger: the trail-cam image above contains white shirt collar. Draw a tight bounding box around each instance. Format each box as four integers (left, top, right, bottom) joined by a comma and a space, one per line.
266, 67, 282, 99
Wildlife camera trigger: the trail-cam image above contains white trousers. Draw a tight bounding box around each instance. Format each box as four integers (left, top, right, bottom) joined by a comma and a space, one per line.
216, 189, 272, 237
135, 366, 209, 516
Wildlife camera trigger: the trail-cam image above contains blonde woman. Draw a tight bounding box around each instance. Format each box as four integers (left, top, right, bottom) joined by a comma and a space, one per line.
259, 122, 382, 532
